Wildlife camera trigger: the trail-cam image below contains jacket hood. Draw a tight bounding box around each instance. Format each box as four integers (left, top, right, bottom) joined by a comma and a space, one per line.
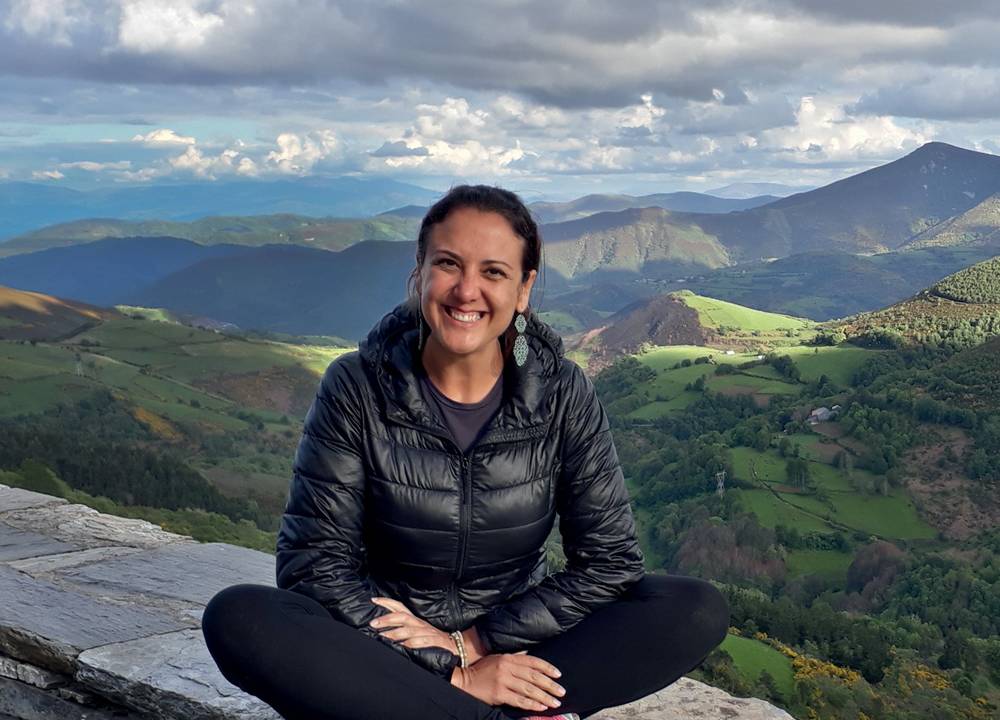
359, 299, 564, 436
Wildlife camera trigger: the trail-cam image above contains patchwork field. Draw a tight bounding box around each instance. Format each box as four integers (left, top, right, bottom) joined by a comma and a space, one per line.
719, 634, 795, 701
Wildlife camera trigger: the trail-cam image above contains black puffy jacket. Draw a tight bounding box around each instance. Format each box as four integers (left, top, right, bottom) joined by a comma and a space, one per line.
276, 301, 645, 678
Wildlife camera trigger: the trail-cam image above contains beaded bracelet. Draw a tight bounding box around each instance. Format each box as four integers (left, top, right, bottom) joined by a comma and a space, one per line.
450, 630, 468, 668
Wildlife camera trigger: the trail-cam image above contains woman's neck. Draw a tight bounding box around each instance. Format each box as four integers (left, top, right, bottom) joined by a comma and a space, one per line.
421, 340, 503, 404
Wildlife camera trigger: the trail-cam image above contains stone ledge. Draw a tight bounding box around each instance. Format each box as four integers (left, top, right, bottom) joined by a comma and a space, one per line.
0, 485, 793, 720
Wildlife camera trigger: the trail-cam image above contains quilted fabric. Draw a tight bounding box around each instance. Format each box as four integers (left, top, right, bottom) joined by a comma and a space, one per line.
276, 301, 645, 678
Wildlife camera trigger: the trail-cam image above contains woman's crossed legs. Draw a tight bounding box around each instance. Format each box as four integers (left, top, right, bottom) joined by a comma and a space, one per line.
202, 574, 728, 720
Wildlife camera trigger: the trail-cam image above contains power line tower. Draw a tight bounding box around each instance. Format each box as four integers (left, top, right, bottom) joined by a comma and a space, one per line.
715, 470, 727, 497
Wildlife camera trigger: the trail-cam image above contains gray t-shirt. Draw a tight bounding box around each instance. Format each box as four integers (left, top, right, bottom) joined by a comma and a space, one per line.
418, 368, 504, 454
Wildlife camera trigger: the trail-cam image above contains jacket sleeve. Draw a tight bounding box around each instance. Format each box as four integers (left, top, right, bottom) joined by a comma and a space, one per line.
275, 357, 460, 678
473, 362, 646, 654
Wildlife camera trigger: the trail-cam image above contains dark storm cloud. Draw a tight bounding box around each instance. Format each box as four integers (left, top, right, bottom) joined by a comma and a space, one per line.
8, 0, 995, 110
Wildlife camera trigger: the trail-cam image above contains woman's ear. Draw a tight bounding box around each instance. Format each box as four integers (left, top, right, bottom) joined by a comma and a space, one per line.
517, 269, 538, 313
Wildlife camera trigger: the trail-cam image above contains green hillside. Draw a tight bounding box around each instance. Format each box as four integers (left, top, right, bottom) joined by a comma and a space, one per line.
841, 255, 1000, 348
674, 290, 816, 336
932, 255, 1000, 303
0, 287, 352, 538
904, 193, 1000, 250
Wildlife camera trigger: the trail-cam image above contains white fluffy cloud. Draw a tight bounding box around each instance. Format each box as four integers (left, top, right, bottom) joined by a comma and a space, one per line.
116, 0, 224, 53
265, 130, 338, 174
4, 0, 88, 46
60, 160, 132, 171
132, 128, 196, 146
760, 95, 931, 161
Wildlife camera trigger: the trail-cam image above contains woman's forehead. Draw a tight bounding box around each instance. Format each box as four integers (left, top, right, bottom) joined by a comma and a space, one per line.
427, 209, 523, 260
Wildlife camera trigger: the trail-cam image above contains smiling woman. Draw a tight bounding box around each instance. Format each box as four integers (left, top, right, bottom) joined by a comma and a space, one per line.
200, 185, 729, 720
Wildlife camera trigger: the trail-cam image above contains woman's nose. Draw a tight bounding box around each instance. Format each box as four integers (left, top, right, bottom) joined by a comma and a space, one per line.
453, 271, 481, 299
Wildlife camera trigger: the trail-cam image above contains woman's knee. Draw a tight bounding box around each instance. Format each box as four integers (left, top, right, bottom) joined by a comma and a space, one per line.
630, 574, 730, 648
202, 584, 276, 663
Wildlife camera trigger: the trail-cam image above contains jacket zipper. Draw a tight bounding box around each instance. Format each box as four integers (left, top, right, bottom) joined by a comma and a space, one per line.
450, 456, 472, 625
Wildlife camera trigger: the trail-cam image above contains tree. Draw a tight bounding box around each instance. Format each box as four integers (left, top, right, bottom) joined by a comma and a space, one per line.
786, 457, 811, 488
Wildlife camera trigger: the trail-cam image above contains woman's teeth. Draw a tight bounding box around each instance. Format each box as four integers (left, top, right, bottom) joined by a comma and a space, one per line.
447, 308, 483, 323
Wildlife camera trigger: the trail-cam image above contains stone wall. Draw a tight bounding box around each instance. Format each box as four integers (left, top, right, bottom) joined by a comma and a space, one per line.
0, 485, 793, 720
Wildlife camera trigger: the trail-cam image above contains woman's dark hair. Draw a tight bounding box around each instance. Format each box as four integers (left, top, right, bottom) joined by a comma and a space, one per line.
407, 184, 544, 363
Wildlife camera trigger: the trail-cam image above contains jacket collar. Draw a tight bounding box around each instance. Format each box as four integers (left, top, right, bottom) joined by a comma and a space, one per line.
359, 300, 564, 440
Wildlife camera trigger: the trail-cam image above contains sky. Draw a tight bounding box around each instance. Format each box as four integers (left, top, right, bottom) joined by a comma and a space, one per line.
2, 0, 1000, 199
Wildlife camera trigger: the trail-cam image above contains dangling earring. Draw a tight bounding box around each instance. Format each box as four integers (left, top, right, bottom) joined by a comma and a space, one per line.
513, 312, 528, 367
417, 306, 427, 351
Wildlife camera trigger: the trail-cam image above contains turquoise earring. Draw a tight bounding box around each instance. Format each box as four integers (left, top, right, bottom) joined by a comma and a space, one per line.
513, 312, 528, 367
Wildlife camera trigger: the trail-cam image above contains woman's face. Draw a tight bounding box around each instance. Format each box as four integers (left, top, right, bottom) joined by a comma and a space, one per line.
416, 206, 537, 365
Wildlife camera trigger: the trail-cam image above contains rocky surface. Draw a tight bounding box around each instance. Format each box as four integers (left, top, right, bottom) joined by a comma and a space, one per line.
0, 484, 794, 720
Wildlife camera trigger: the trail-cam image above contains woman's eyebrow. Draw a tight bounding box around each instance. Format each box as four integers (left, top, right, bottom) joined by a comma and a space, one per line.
435, 249, 512, 269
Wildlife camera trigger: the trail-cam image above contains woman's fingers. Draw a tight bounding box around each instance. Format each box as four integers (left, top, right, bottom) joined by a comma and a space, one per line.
510, 665, 566, 701
513, 653, 562, 679
371, 597, 409, 613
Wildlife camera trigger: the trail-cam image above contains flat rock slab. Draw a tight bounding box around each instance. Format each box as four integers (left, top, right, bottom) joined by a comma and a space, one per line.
9, 547, 142, 575
64, 542, 275, 606
0, 503, 190, 550
0, 523, 77, 562
0, 676, 148, 720
0, 487, 66, 514
0, 565, 192, 674
77, 629, 280, 720
594, 677, 795, 720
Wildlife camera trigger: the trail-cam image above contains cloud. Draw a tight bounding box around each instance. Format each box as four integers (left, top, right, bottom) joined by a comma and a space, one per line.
59, 160, 132, 171
266, 130, 338, 174
370, 141, 429, 158
116, 0, 224, 54
850, 66, 1000, 120
4, 0, 89, 46
32, 169, 65, 180
759, 95, 931, 162
132, 128, 196, 145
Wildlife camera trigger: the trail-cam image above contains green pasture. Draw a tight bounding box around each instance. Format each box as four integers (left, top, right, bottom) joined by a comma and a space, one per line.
720, 634, 795, 700
733, 489, 833, 534
637, 345, 748, 371
73, 318, 347, 383
785, 549, 852, 582
628, 393, 700, 419
729, 447, 788, 483
777, 345, 876, 386
707, 373, 798, 397
675, 290, 816, 333
783, 432, 843, 465
802, 491, 935, 540
537, 310, 583, 334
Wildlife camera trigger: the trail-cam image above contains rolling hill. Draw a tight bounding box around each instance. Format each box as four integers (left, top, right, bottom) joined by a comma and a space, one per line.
0, 177, 438, 240
903, 192, 1000, 251
838, 255, 1000, 347
529, 192, 778, 223
0, 236, 258, 307
0, 213, 420, 258
541, 207, 732, 281
567, 289, 817, 369
0, 286, 117, 341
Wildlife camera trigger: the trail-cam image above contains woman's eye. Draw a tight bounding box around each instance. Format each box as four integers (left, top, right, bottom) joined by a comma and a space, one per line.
487, 268, 506, 278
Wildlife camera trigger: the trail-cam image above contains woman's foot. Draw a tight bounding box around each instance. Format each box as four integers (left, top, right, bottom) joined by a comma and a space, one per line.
522, 715, 579, 719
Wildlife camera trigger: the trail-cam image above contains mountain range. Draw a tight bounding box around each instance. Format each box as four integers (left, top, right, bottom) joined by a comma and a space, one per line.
0, 176, 439, 240
4, 142, 1000, 336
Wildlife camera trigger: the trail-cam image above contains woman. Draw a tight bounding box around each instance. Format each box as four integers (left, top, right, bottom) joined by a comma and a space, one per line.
203, 185, 729, 720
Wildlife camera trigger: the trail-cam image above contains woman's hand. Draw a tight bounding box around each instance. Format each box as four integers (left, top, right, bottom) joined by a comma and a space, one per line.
369, 597, 455, 653
451, 652, 566, 713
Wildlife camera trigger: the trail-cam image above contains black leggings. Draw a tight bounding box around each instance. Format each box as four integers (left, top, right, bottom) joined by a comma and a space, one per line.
202, 574, 728, 720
